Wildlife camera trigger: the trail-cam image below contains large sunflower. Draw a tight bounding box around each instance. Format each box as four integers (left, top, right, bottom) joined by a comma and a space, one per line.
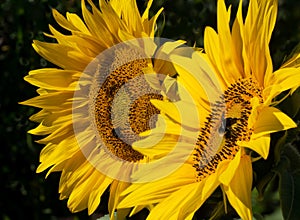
118, 0, 300, 219
20, 0, 181, 217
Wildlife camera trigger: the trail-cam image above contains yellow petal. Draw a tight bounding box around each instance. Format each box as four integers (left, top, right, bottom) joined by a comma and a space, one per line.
81, 0, 114, 46
171, 51, 222, 101
24, 68, 81, 91
280, 48, 300, 68
145, 183, 201, 220
119, 164, 194, 208
47, 25, 104, 57
32, 40, 92, 71
52, 9, 79, 32
117, 0, 143, 35
231, 0, 247, 77
146, 173, 220, 220
139, 114, 199, 139
170, 52, 222, 118
219, 149, 242, 186
28, 123, 55, 136
57, 152, 87, 194
143, 7, 163, 37
265, 67, 300, 103
238, 134, 271, 160
150, 99, 202, 130
216, 0, 242, 81
94, 0, 127, 37
244, 0, 277, 86
66, 12, 90, 34
204, 26, 231, 87
153, 40, 186, 76
224, 155, 253, 220
36, 135, 79, 173
108, 181, 131, 220
134, 138, 194, 161
253, 106, 297, 138
20, 92, 73, 110
141, 0, 153, 21
67, 170, 112, 214
247, 97, 261, 129
29, 109, 50, 123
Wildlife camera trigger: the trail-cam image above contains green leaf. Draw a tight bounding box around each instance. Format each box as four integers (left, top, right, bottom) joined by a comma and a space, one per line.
282, 144, 300, 172
275, 144, 300, 220
255, 171, 275, 200
278, 168, 300, 220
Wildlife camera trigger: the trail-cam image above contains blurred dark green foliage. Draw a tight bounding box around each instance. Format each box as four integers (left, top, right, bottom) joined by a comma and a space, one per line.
0, 0, 300, 219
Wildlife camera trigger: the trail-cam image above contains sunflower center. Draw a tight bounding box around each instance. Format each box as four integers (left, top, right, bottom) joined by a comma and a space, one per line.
129, 94, 162, 134
193, 78, 263, 181
94, 48, 162, 162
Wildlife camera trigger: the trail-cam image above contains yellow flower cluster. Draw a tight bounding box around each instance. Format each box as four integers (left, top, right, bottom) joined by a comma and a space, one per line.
22, 0, 300, 219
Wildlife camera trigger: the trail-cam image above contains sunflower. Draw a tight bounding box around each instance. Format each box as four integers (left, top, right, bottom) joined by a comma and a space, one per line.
118, 0, 300, 219
20, 0, 182, 217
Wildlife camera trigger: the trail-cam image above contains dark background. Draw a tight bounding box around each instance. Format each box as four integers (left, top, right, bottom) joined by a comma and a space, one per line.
1, 0, 299, 219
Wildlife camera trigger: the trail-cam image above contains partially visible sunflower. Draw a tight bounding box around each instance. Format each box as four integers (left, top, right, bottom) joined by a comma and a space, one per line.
118, 0, 300, 219
20, 0, 182, 217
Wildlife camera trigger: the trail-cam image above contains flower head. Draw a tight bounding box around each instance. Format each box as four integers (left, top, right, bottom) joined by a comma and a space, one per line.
118, 0, 300, 219
20, 0, 182, 217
